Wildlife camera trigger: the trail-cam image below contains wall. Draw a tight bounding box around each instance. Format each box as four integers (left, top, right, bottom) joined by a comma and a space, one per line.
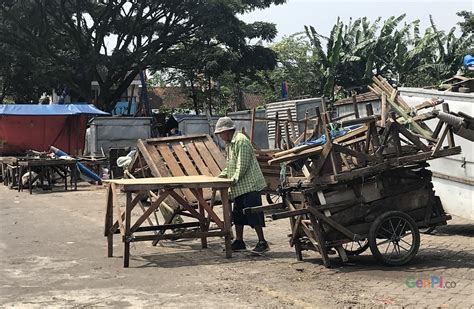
87, 117, 152, 156
399, 87, 474, 220
228, 110, 269, 149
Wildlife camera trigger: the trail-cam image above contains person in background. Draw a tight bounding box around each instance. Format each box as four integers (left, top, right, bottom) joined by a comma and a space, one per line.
215, 117, 269, 254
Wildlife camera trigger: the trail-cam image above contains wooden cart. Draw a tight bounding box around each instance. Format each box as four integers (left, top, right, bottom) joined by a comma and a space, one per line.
270, 163, 451, 267
248, 76, 462, 267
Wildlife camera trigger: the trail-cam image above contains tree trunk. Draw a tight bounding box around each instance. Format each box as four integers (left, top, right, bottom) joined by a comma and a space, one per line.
207, 75, 213, 116
100, 69, 140, 112
0, 77, 7, 104
189, 80, 199, 115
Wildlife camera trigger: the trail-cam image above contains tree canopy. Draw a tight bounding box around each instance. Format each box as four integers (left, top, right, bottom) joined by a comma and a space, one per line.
0, 0, 285, 110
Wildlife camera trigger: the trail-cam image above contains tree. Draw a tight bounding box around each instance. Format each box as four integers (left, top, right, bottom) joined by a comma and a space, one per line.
0, 0, 285, 111
150, 17, 279, 114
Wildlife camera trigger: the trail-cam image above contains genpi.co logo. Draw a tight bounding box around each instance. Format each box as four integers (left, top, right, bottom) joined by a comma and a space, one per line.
406, 276, 456, 289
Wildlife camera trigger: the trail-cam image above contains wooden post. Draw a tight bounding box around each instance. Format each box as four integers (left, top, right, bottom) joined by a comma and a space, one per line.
323, 113, 338, 176
274, 112, 280, 149
105, 185, 114, 257
284, 121, 292, 150
390, 112, 402, 156
250, 108, 256, 144
321, 97, 327, 114
221, 189, 232, 258
381, 93, 388, 127
314, 107, 322, 137
124, 192, 132, 268
303, 111, 308, 143
442, 103, 455, 147
351, 93, 360, 119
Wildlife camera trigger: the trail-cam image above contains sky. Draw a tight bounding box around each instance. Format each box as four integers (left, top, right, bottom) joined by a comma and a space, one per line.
240, 0, 473, 41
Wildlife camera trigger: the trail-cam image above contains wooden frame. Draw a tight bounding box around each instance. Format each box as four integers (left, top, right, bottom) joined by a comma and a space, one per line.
104, 176, 233, 268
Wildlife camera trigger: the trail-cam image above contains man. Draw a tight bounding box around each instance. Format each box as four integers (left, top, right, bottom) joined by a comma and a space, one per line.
215, 117, 269, 254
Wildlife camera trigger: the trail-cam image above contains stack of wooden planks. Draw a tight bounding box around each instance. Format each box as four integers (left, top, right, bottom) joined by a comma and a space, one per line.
267, 75, 461, 186
249, 75, 460, 268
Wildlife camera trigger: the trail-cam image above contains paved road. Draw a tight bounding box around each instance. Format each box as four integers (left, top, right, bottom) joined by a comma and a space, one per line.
0, 185, 472, 307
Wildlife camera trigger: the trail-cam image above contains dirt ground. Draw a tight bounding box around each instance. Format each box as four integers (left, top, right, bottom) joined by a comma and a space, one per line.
0, 184, 473, 308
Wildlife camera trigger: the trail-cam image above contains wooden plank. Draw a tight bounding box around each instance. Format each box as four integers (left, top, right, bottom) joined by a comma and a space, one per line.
310, 142, 332, 176
352, 93, 360, 118
168, 190, 205, 221
334, 125, 368, 143
333, 144, 379, 163
136, 139, 161, 177
156, 144, 184, 176
396, 146, 461, 164
190, 189, 224, 230
130, 190, 171, 232
156, 144, 196, 202
204, 136, 226, 170
146, 144, 172, 177
111, 183, 125, 237
194, 140, 222, 176
268, 145, 324, 164
308, 214, 331, 268
273, 142, 322, 158
394, 123, 430, 152
175, 142, 212, 198
185, 142, 212, 175
432, 124, 450, 155
391, 125, 403, 156
300, 220, 321, 251
105, 175, 232, 188
442, 103, 456, 148
220, 189, 232, 258
307, 207, 360, 241
124, 192, 132, 267
244, 202, 285, 215
172, 143, 199, 176
381, 94, 388, 127
272, 208, 309, 220
339, 135, 367, 147
133, 230, 228, 242
431, 119, 444, 139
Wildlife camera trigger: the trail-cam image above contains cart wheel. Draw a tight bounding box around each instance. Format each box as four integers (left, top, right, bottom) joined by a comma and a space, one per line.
343, 239, 369, 256
266, 193, 282, 205
369, 211, 420, 266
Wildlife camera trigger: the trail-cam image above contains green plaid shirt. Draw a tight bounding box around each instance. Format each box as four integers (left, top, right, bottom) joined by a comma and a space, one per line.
219, 132, 266, 200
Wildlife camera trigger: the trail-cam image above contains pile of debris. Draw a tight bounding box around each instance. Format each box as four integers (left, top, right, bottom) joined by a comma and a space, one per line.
254, 75, 463, 267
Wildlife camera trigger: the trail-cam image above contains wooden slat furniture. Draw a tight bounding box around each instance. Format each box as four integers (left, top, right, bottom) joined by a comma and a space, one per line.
130, 134, 226, 202
17, 158, 78, 194
0, 156, 20, 187
104, 176, 233, 268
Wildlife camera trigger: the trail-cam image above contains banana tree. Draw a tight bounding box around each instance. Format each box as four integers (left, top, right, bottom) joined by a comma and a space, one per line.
305, 18, 344, 101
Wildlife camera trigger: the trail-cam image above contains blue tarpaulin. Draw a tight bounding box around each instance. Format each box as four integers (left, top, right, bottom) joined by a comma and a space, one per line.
0, 104, 109, 116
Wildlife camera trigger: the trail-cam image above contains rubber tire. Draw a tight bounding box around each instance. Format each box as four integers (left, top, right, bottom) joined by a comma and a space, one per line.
369, 211, 420, 266
344, 239, 370, 256
266, 193, 281, 205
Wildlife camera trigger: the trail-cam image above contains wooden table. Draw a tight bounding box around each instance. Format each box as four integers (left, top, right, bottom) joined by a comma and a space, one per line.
17, 158, 78, 194
104, 175, 233, 268
0, 157, 20, 187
